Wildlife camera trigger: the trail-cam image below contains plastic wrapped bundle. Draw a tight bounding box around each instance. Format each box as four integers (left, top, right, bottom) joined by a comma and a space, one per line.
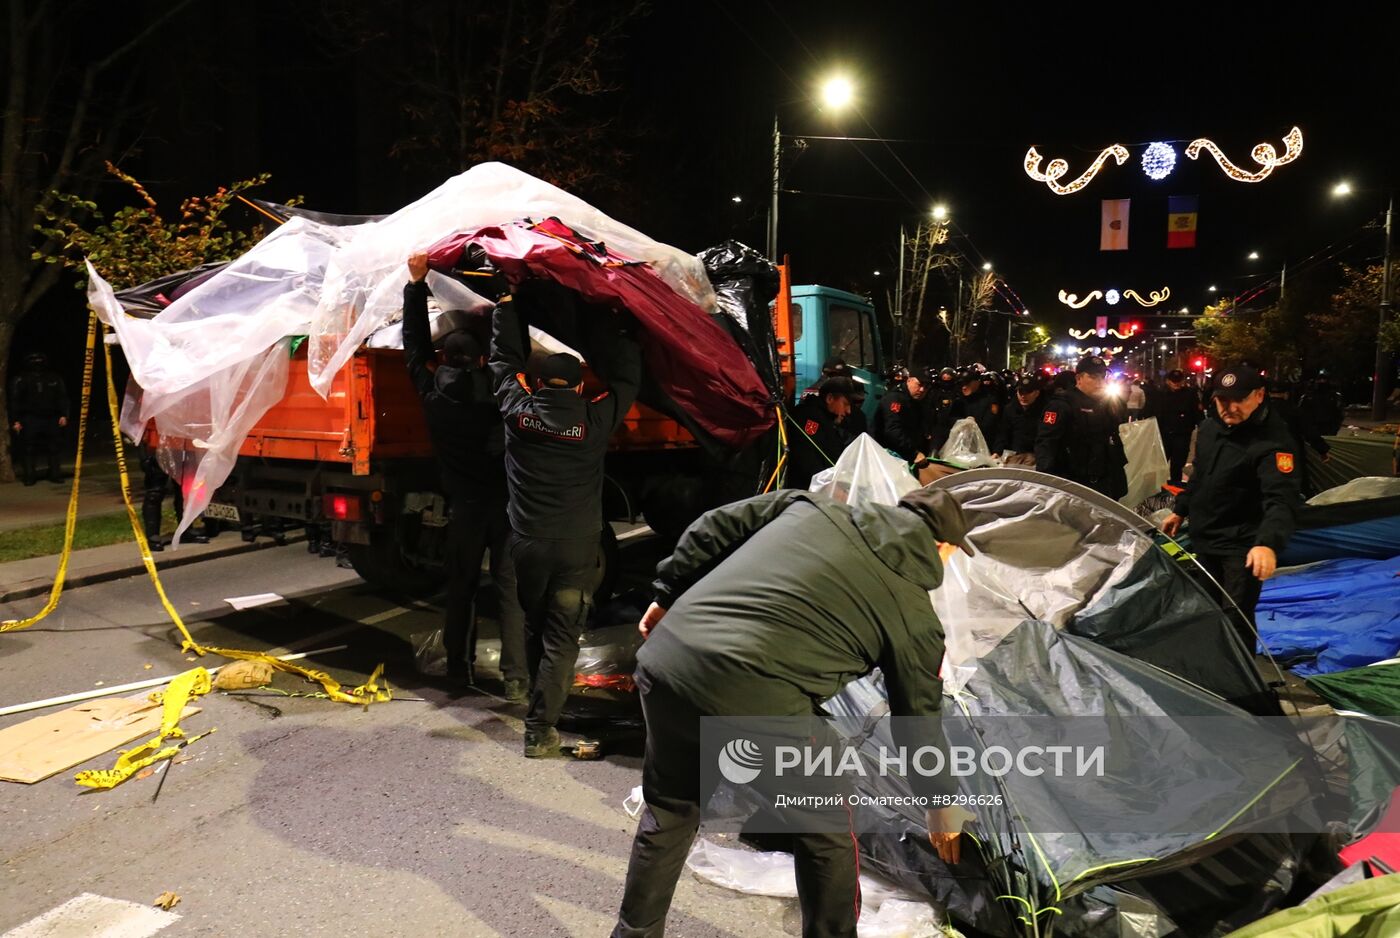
937, 417, 996, 468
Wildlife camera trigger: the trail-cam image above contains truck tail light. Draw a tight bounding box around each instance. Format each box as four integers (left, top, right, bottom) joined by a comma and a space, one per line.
324, 493, 362, 521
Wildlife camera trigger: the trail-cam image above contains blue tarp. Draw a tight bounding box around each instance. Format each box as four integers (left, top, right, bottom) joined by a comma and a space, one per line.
1279, 515, 1400, 565
1257, 555, 1400, 676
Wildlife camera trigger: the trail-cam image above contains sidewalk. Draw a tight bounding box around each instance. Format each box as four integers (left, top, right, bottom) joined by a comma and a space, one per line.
1, 457, 305, 604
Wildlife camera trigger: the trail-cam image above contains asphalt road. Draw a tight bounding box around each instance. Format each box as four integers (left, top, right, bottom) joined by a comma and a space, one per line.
0, 536, 797, 937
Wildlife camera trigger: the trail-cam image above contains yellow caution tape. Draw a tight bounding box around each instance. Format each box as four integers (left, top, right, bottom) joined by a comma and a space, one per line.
0, 313, 98, 633
5, 308, 393, 712
75, 666, 214, 790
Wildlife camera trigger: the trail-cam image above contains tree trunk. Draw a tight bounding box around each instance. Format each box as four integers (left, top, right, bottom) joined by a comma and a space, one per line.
0, 317, 14, 482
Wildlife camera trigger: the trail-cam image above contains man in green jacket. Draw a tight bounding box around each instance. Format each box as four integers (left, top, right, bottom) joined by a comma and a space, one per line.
612, 485, 972, 938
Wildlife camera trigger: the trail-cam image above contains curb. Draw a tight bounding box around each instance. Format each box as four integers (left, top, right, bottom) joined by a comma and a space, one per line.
0, 534, 309, 605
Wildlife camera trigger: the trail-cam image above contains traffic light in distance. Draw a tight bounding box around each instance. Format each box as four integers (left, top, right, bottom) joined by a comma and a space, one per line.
1192, 357, 1205, 370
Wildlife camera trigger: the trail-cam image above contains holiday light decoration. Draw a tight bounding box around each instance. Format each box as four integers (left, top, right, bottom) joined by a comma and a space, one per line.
1057, 289, 1102, 309
1024, 144, 1130, 195
1141, 142, 1176, 180
1185, 126, 1303, 182
1059, 286, 1170, 308
1123, 286, 1170, 307
1070, 327, 1137, 340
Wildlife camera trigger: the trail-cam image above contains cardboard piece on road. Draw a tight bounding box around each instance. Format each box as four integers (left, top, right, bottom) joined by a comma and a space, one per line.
224, 592, 283, 610
0, 695, 200, 784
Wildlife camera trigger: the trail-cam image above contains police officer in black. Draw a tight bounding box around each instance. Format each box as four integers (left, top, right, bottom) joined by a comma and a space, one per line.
1152, 369, 1204, 485
801, 358, 867, 442
786, 377, 856, 490
1161, 364, 1301, 650
922, 366, 960, 453
9, 352, 69, 485
491, 284, 641, 757
1035, 356, 1128, 500
994, 373, 1047, 465
872, 367, 928, 461
405, 253, 526, 698
949, 365, 1001, 451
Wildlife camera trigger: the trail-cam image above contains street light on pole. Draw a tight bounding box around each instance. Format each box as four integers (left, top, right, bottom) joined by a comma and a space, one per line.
767, 73, 857, 261
1332, 182, 1395, 418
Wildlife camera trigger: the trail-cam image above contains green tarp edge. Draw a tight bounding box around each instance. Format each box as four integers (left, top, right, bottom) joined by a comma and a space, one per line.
1223, 872, 1400, 937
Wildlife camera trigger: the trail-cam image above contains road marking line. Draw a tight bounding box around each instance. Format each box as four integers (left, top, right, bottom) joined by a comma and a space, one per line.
2, 893, 179, 938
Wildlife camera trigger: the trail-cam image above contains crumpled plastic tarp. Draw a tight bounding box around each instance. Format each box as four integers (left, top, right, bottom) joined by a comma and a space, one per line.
1308, 476, 1400, 506
1118, 417, 1169, 509
936, 418, 995, 468
810, 434, 920, 506
87, 163, 723, 543
685, 839, 950, 937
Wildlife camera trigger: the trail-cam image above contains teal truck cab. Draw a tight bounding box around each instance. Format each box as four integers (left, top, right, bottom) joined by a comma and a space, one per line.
783, 283, 888, 422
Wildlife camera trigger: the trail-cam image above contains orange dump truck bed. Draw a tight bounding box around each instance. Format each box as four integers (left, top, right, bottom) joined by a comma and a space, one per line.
237, 345, 694, 474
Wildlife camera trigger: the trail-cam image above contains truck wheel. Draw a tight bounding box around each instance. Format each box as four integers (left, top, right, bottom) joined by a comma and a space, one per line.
346, 533, 445, 598
639, 475, 705, 543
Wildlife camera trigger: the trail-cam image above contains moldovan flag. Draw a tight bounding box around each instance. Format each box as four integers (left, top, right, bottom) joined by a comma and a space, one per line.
1167, 195, 1198, 249
1100, 199, 1129, 251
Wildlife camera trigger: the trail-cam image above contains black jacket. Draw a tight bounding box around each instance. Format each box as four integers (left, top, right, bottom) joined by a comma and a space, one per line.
9, 367, 69, 420
872, 386, 927, 461
490, 300, 641, 539
922, 384, 959, 452
403, 282, 505, 501
994, 393, 1047, 454
1151, 385, 1204, 440
639, 490, 957, 797
1035, 386, 1128, 499
1174, 403, 1302, 554
786, 395, 849, 490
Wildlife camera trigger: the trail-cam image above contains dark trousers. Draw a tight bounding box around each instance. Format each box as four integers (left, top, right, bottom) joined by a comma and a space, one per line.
510, 532, 598, 733
1162, 432, 1192, 485
1196, 552, 1265, 653
614, 667, 861, 938
445, 498, 525, 681
141, 454, 183, 540
18, 418, 62, 483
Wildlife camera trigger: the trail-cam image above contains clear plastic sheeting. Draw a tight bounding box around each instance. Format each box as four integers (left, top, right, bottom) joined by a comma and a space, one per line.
810, 434, 920, 503
87, 162, 713, 542
1118, 417, 1169, 508
1308, 476, 1400, 506
684, 839, 949, 937
937, 418, 995, 468
306, 163, 714, 399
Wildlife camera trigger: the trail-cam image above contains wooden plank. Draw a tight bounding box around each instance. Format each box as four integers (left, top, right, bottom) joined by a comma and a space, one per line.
0, 696, 201, 785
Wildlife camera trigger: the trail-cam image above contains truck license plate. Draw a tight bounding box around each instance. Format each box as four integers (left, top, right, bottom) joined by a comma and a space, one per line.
204, 502, 241, 523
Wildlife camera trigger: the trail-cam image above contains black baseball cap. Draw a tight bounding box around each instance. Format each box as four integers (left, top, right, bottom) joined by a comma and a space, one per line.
1213, 364, 1266, 400
1015, 374, 1043, 393
821, 357, 852, 376
820, 376, 857, 399
539, 353, 582, 387
442, 331, 483, 364
1075, 356, 1108, 376
1165, 369, 1185, 382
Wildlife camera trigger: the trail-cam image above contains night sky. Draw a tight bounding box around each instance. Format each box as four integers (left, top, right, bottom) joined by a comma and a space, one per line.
23, 0, 1399, 370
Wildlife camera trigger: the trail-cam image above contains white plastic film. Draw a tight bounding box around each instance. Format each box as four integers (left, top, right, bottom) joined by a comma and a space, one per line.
1119, 417, 1169, 508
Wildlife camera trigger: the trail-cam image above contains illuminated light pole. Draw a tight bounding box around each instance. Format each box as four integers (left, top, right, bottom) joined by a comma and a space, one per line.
1333, 182, 1395, 418
768, 74, 856, 261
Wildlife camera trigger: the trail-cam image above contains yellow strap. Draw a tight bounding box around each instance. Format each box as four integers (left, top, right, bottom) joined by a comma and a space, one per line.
1, 313, 97, 632
75, 667, 214, 790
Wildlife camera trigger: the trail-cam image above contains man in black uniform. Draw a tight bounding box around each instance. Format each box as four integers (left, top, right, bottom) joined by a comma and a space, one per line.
922, 366, 960, 454
491, 286, 641, 756
787, 377, 855, 490
801, 358, 867, 442
1152, 369, 1204, 485
1161, 364, 1301, 650
949, 365, 1001, 452
1267, 380, 1330, 497
9, 352, 69, 485
872, 367, 928, 461
994, 373, 1047, 466
1035, 356, 1128, 499
405, 253, 526, 698
612, 484, 972, 938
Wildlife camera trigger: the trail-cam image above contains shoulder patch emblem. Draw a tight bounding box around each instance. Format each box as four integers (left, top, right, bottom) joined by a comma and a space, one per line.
889, 402, 901, 413
803, 419, 820, 436
1042, 410, 1057, 425
1276, 452, 1295, 473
